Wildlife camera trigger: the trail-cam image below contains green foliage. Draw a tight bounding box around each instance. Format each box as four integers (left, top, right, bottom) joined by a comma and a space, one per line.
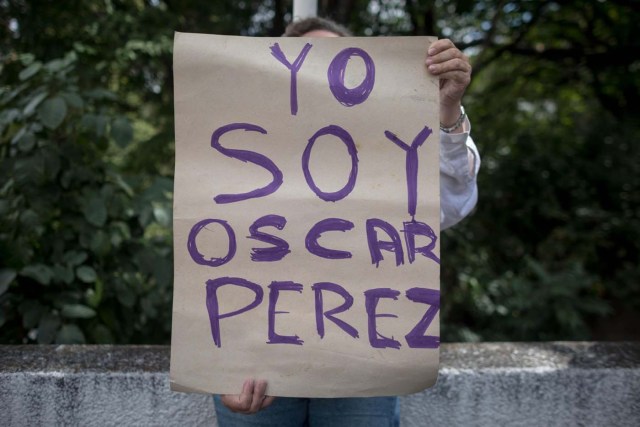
439, 0, 640, 341
0, 52, 173, 344
1, 0, 638, 344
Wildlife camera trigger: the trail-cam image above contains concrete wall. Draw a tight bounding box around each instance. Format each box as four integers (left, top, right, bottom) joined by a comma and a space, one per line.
1, 342, 639, 426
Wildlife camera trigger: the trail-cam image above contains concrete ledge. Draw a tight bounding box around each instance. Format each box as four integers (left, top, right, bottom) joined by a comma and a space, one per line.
1, 342, 639, 426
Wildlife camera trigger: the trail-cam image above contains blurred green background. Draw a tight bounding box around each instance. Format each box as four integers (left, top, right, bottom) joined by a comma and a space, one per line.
1, 0, 638, 345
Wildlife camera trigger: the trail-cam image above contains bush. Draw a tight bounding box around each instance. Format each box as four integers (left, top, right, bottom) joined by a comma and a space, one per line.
0, 53, 173, 344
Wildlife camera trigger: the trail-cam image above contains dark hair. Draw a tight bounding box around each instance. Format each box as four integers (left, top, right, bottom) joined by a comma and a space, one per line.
283, 17, 352, 37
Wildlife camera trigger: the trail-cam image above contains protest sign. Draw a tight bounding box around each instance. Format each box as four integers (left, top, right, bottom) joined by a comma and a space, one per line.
170, 32, 441, 397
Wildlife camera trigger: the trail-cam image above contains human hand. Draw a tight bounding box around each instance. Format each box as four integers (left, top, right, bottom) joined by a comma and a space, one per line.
220, 379, 276, 414
426, 39, 472, 130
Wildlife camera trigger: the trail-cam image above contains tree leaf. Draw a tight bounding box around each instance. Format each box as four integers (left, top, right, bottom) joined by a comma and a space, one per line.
63, 250, 88, 266
80, 113, 96, 131
61, 304, 96, 319
83, 195, 107, 227
95, 114, 108, 138
86, 279, 104, 308
21, 264, 53, 285
38, 96, 68, 129
23, 91, 48, 116
82, 113, 109, 138
76, 265, 97, 283
20, 301, 44, 329
111, 174, 134, 197
56, 324, 86, 344
60, 91, 84, 109
153, 205, 171, 227
17, 132, 36, 152
19, 61, 42, 81
43, 147, 61, 179
85, 88, 117, 100
19, 209, 40, 228
37, 312, 61, 344
153, 256, 172, 288
91, 324, 114, 344
111, 117, 133, 148
0, 269, 17, 296
90, 230, 111, 256
10, 126, 27, 145
116, 280, 136, 308
53, 264, 75, 284
19, 53, 35, 66
44, 58, 67, 73
0, 200, 10, 216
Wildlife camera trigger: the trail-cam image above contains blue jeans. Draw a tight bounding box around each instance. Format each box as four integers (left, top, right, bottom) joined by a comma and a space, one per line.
213, 395, 399, 427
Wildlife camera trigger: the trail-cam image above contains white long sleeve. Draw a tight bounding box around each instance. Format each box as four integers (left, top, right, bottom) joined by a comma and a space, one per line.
439, 118, 480, 230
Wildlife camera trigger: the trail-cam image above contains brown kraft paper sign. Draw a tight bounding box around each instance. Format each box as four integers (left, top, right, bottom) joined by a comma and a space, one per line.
171, 32, 441, 397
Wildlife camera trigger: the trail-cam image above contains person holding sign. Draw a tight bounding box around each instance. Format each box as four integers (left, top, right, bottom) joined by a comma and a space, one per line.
213, 17, 480, 427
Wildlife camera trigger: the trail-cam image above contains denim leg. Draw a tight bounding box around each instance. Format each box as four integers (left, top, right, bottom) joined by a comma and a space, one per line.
308, 396, 399, 427
213, 395, 309, 427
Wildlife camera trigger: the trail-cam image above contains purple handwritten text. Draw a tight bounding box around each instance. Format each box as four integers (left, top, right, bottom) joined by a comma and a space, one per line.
302, 125, 359, 202
247, 214, 291, 262
206, 277, 264, 347
312, 282, 359, 339
384, 127, 433, 219
267, 281, 304, 345
404, 288, 440, 348
327, 48, 375, 107
366, 218, 404, 267
211, 123, 283, 204
188, 219, 236, 267
364, 288, 401, 349
402, 220, 440, 264
306, 218, 354, 259
270, 42, 313, 115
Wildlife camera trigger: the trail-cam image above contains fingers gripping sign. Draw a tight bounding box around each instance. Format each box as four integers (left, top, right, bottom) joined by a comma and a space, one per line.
221, 379, 275, 414
426, 39, 472, 128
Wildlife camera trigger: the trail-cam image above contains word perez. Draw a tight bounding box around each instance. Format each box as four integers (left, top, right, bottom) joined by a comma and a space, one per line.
206, 277, 440, 350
